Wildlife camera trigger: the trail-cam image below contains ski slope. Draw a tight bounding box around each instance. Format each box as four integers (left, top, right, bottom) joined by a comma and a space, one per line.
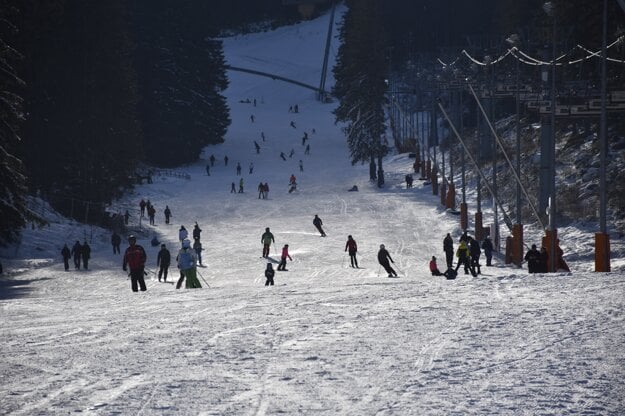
1, 6, 625, 415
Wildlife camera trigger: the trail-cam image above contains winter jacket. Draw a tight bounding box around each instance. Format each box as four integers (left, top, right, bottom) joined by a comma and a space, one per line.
265, 265, 275, 279
111, 233, 121, 246
481, 238, 493, 254
377, 248, 393, 264
429, 260, 439, 272
177, 248, 197, 271
345, 238, 357, 254
61, 246, 71, 259
123, 244, 146, 271
281, 246, 292, 260
313, 216, 322, 227
261, 231, 275, 245
81, 243, 91, 259
179, 228, 188, 241
456, 241, 469, 259
157, 248, 171, 266
443, 235, 454, 253
193, 226, 202, 240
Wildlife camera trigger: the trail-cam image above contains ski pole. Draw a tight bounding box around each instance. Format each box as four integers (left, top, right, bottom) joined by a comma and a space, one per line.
196, 269, 210, 287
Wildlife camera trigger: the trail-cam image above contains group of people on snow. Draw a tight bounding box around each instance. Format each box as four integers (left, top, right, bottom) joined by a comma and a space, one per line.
61, 240, 91, 271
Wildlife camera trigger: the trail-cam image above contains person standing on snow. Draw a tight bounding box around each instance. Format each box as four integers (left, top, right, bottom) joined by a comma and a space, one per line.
61, 244, 71, 271
313, 214, 326, 237
139, 199, 146, 218
481, 236, 493, 266
111, 231, 121, 254
261, 227, 275, 258
178, 225, 188, 242
258, 182, 265, 199
71, 240, 82, 270
176, 239, 201, 289
239, 178, 244, 193
277, 244, 292, 271
193, 238, 203, 266
443, 233, 454, 269
122, 235, 147, 292
454, 240, 473, 275
299, 160, 304, 172
265, 263, 275, 286
468, 236, 481, 275
224, 155, 229, 166
345, 235, 358, 268
81, 240, 91, 270
164, 205, 172, 225
210, 154, 216, 166
377, 244, 398, 277
236, 162, 242, 176
524, 244, 541, 274
157, 243, 171, 282
192, 223, 202, 241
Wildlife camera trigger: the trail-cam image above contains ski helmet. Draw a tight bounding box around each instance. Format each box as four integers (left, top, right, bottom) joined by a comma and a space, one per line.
380, 244, 385, 249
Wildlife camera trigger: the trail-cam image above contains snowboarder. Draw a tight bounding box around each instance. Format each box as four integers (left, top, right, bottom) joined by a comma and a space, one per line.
178, 225, 188, 242
236, 162, 242, 176
277, 244, 292, 271
111, 231, 121, 254
482, 236, 493, 266
71, 240, 82, 269
443, 233, 454, 269
377, 244, 398, 277
61, 244, 71, 271
122, 235, 147, 292
192, 223, 202, 241
430, 256, 442, 276
193, 238, 203, 266
524, 244, 541, 274
176, 239, 201, 289
164, 205, 172, 225
261, 227, 275, 258
313, 214, 326, 237
345, 235, 358, 268
265, 263, 275, 286
157, 243, 171, 282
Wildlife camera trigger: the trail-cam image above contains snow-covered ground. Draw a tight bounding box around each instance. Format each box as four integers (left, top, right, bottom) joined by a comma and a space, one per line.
2, 6, 624, 415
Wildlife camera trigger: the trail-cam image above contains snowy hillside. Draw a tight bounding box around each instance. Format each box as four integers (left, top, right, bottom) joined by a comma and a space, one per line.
1, 6, 624, 415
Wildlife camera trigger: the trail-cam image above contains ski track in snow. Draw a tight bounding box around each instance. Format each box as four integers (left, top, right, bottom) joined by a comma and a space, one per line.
2, 5, 625, 415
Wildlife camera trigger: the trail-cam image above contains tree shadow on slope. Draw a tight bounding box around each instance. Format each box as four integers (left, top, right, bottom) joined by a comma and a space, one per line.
0, 277, 51, 300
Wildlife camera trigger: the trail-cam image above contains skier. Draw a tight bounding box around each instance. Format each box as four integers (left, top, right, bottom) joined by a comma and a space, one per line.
313, 214, 326, 237
539, 247, 549, 273
111, 231, 121, 254
377, 244, 398, 277
250, 114, 255, 123
148, 204, 156, 225
265, 263, 275, 286
193, 238, 203, 266
443, 233, 454, 269
164, 205, 172, 225
176, 239, 201, 289
230, 182, 236, 193
157, 243, 171, 282
277, 244, 292, 271
345, 235, 358, 268
280, 152, 287, 161
192, 223, 202, 241
81, 240, 91, 270
210, 154, 215, 166
239, 178, 244, 193
178, 225, 188, 242
294, 104, 299, 113
301, 132, 308, 146
299, 159, 304, 172
289, 149, 295, 158
122, 235, 147, 292
305, 144, 310, 155
206, 164, 210, 176
61, 244, 71, 271
258, 182, 265, 199
71, 240, 82, 270
261, 227, 275, 258
224, 155, 229, 166
124, 210, 130, 225
481, 236, 493, 266
524, 244, 541, 274
249, 162, 254, 174
261, 132, 265, 142
429, 256, 442, 276
236, 162, 241, 176
290, 121, 296, 129
254, 141, 260, 154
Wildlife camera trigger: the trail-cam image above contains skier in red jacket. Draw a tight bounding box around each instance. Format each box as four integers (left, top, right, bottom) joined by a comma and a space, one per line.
123, 235, 147, 292
277, 244, 292, 271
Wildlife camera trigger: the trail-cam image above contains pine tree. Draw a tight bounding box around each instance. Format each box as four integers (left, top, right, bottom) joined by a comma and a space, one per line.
332, 0, 389, 186
0, 1, 40, 245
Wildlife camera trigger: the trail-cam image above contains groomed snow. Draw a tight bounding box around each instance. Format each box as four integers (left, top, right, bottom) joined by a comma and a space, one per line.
1, 6, 624, 415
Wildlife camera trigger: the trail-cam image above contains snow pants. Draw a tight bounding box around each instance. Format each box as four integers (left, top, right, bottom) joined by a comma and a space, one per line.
380, 261, 397, 277
177, 268, 202, 289
158, 264, 169, 281
130, 268, 147, 292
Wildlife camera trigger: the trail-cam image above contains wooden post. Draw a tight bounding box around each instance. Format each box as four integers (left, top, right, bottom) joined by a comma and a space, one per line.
446, 183, 456, 210
475, 211, 483, 241
460, 202, 468, 231
595, 232, 611, 272
512, 223, 523, 267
